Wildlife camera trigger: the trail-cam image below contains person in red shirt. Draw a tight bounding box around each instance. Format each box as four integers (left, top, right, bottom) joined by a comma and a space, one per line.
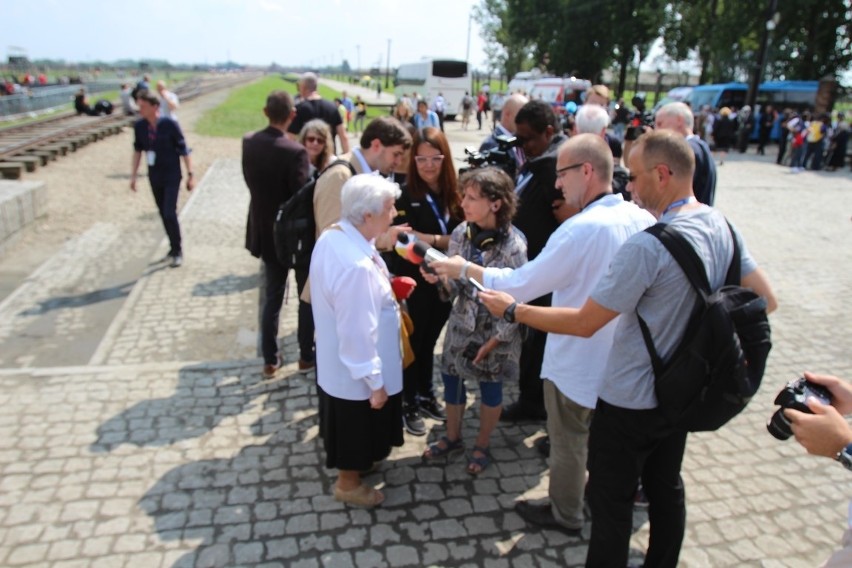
477, 91, 488, 130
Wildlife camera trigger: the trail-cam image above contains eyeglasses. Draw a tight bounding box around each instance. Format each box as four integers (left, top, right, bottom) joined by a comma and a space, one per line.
555, 162, 585, 180
304, 136, 325, 145
414, 155, 444, 165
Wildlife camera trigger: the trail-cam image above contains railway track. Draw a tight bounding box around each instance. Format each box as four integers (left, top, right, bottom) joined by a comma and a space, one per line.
0, 72, 260, 177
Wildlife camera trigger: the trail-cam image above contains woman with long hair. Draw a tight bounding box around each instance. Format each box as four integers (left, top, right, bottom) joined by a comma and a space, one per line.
387, 127, 463, 437
298, 119, 335, 177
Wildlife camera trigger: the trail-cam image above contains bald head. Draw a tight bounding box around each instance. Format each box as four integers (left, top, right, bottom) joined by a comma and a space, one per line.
654, 102, 694, 136
560, 133, 613, 187
500, 93, 529, 133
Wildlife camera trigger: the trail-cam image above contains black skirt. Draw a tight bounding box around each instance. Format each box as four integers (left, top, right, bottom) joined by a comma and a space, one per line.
318, 385, 404, 471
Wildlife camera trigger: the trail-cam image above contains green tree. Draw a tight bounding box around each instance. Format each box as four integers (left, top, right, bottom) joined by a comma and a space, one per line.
769, 0, 851, 80
473, 0, 535, 78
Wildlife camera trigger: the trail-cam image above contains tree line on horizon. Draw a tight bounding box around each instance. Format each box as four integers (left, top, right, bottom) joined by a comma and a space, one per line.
474, 0, 851, 96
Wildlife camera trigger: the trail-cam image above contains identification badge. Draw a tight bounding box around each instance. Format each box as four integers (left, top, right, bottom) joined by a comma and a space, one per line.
147, 151, 156, 166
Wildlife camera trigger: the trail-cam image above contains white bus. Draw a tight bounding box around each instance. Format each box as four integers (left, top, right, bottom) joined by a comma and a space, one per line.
394, 58, 470, 119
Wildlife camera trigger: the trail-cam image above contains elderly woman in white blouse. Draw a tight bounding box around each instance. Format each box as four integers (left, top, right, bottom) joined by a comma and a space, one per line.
310, 173, 406, 508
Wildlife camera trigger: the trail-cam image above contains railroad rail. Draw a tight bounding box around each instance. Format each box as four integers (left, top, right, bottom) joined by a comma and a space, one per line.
0, 72, 260, 178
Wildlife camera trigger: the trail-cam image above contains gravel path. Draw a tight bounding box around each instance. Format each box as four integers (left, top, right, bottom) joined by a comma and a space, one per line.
0, 85, 246, 300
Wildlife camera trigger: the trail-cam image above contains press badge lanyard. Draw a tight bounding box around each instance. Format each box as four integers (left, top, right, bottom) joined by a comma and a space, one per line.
146, 121, 157, 166
515, 171, 533, 197
424, 193, 448, 235
662, 196, 696, 216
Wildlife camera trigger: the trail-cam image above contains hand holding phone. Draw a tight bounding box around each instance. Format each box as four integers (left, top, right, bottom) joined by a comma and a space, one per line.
468, 277, 486, 292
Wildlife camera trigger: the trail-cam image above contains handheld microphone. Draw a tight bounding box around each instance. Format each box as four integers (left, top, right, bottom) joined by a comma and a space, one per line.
395, 233, 425, 265
412, 241, 447, 264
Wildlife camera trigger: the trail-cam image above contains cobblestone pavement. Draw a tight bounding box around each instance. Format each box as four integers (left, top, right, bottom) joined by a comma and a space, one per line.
0, 115, 850, 567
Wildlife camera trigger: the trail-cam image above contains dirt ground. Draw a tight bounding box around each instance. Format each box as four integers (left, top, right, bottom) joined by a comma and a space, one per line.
0, 87, 245, 300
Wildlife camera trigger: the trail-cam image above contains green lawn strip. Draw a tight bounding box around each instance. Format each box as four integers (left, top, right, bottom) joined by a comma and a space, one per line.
195, 75, 297, 138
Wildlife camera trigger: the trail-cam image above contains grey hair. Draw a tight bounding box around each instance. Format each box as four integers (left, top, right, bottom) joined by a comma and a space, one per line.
300, 72, 318, 92
341, 174, 401, 226
576, 104, 610, 134
656, 102, 694, 130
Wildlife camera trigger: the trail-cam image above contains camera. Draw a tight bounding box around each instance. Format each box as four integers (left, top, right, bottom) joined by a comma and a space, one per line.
625, 111, 654, 141
766, 377, 833, 440
460, 134, 519, 176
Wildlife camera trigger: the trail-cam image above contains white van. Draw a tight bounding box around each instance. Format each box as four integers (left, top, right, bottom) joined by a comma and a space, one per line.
507, 69, 543, 95
528, 77, 592, 115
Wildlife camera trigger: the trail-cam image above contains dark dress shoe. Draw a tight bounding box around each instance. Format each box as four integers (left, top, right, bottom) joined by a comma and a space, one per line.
515, 501, 582, 536
500, 401, 547, 422
536, 436, 550, 458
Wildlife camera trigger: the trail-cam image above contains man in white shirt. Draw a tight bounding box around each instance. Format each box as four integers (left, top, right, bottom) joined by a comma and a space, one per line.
431, 134, 655, 534
156, 80, 179, 122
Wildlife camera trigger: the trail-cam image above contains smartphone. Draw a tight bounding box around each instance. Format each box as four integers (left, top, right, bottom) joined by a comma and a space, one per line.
468, 277, 486, 292
462, 342, 482, 360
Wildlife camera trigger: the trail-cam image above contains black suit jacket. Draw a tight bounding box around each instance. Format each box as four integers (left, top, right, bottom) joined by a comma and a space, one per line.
242, 126, 310, 264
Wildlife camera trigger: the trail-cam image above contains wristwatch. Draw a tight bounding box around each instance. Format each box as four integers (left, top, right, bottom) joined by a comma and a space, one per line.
503, 302, 517, 323
835, 442, 852, 472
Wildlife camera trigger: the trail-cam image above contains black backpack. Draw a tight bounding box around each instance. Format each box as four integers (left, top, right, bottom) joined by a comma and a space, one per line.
638, 222, 772, 432
273, 160, 356, 268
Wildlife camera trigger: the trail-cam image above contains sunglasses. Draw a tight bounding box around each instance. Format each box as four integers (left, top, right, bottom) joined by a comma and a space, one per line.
628, 164, 674, 183
304, 136, 325, 145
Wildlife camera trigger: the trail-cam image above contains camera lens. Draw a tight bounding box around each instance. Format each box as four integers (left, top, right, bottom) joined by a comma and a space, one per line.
766, 408, 793, 440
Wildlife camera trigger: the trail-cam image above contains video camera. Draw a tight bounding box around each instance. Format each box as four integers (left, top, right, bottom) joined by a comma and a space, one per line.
624, 93, 654, 141
460, 134, 520, 176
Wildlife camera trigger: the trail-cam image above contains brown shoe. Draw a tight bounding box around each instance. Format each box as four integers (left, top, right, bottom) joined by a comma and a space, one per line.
298, 359, 315, 371
333, 483, 384, 508
262, 357, 282, 378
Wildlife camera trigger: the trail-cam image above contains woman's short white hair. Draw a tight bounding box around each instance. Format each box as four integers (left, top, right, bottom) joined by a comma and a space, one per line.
341, 174, 401, 225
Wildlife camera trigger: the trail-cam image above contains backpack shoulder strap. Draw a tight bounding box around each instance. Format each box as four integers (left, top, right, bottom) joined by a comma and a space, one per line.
319, 158, 356, 179
723, 220, 741, 285
645, 223, 712, 296
637, 222, 710, 379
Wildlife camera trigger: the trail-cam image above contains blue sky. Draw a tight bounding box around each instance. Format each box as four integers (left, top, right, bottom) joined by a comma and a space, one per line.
2, 0, 488, 69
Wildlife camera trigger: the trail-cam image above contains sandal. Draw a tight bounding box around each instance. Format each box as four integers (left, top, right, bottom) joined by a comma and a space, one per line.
467, 445, 492, 475
423, 436, 464, 460
333, 483, 384, 508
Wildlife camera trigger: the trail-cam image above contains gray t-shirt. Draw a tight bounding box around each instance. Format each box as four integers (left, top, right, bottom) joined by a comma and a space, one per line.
591, 205, 758, 409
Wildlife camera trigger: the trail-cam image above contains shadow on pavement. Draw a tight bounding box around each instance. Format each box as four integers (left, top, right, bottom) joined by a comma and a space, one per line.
192, 274, 258, 297
18, 280, 137, 315
89, 362, 283, 452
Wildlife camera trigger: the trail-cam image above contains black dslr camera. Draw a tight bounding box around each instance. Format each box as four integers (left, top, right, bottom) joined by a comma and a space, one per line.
766, 377, 833, 440
460, 134, 519, 176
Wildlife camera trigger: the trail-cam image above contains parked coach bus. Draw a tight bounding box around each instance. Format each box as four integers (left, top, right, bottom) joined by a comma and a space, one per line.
685, 81, 819, 113
394, 58, 470, 119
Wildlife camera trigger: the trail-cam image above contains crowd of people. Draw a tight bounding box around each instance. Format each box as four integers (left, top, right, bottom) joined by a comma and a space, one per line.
233, 72, 852, 567
689, 104, 850, 172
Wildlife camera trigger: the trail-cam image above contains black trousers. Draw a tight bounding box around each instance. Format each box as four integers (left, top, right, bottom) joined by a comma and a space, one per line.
150, 179, 181, 255
402, 284, 451, 406
586, 399, 687, 568
261, 260, 315, 365
516, 293, 549, 411
294, 266, 315, 363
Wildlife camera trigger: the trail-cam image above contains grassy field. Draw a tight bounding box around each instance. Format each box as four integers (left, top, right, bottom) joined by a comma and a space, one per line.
195, 74, 396, 138
195, 75, 297, 138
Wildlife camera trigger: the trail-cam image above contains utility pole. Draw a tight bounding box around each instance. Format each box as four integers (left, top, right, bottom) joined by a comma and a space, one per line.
356, 45, 360, 75
385, 39, 391, 90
